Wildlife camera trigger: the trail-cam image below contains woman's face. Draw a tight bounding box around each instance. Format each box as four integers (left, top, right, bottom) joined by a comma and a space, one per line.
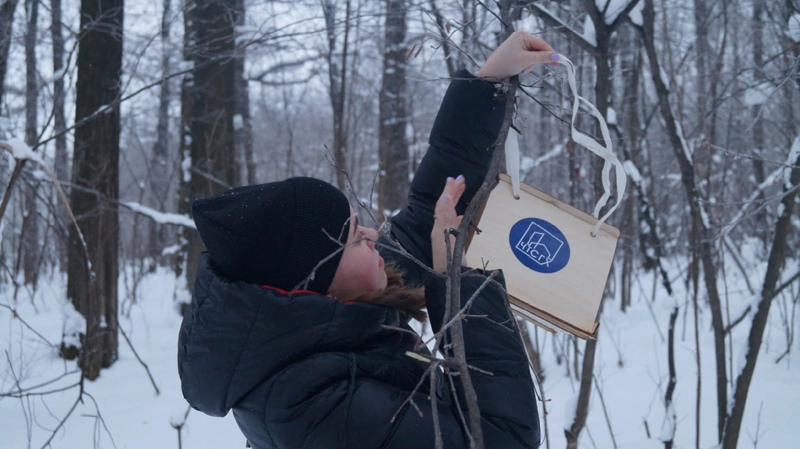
327, 209, 387, 301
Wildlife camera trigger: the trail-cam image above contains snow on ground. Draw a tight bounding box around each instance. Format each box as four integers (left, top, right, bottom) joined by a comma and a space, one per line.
1, 259, 798, 448
789, 14, 800, 43
0, 268, 242, 448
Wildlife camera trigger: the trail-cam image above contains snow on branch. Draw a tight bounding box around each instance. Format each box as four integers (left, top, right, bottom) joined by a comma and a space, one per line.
598, 0, 643, 27
718, 166, 784, 239
521, 145, 564, 174
789, 14, 800, 43
529, 4, 600, 58
1, 138, 47, 166
120, 202, 196, 229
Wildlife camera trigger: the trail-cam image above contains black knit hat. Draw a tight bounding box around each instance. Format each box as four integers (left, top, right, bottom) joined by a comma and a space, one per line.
191, 177, 352, 293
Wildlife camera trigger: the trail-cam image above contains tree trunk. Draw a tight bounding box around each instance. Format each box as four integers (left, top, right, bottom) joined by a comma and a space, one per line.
22, 0, 39, 285
456, 0, 476, 70
378, 0, 409, 217
789, 0, 800, 89
566, 2, 612, 445
174, 0, 194, 281
233, 0, 254, 186
51, 0, 69, 271
663, 307, 679, 449
322, 0, 351, 189
148, 0, 173, 265
236, 68, 255, 185
428, 0, 455, 78
619, 25, 642, 311
750, 0, 768, 245
0, 0, 20, 107
182, 0, 240, 291
528, 3, 641, 444
67, 0, 124, 381
565, 336, 599, 449
692, 0, 709, 136
722, 143, 800, 448
636, 0, 728, 440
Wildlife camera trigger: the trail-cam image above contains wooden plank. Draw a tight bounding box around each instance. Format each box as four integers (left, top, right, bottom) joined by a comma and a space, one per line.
467, 175, 619, 339
505, 174, 620, 238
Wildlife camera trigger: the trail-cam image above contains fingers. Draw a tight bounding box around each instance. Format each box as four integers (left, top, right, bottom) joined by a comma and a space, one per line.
517, 32, 558, 69
440, 175, 466, 207
431, 176, 465, 272
434, 175, 466, 228
445, 175, 466, 204
519, 32, 554, 53
521, 52, 559, 73
478, 31, 559, 79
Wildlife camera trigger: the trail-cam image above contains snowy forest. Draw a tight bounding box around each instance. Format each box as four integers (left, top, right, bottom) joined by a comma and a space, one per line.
1, 0, 799, 448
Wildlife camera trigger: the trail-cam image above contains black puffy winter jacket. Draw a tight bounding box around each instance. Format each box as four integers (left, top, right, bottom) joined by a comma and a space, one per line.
178, 70, 541, 448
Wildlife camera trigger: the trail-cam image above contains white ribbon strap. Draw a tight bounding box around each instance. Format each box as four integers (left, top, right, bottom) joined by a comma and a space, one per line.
559, 55, 627, 236
502, 55, 627, 236
505, 124, 521, 199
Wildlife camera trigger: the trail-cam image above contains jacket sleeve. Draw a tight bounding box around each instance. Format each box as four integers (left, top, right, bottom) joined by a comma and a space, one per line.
422, 268, 541, 448
261, 271, 540, 449
379, 69, 506, 287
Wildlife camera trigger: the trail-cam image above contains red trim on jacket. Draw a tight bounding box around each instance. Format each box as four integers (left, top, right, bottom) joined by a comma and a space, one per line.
259, 285, 359, 304
260, 285, 320, 296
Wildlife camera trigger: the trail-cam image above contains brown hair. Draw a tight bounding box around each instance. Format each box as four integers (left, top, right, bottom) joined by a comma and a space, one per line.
349, 265, 427, 322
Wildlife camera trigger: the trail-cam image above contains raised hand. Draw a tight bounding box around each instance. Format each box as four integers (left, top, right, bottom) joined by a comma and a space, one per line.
431, 175, 467, 272
477, 30, 558, 81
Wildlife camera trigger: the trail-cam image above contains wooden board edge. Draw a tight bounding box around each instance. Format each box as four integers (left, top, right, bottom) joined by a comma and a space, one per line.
497, 173, 620, 238
510, 295, 597, 340
510, 304, 558, 335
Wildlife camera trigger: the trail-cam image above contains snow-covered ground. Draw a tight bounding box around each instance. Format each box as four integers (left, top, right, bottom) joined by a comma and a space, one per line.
1, 260, 798, 448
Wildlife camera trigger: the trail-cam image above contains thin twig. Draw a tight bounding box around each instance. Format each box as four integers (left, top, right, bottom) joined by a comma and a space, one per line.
0, 303, 59, 349
390, 363, 437, 423
82, 392, 118, 449
118, 323, 160, 395
0, 369, 80, 397
771, 270, 800, 302
430, 366, 443, 449
5, 350, 32, 442
434, 261, 499, 340
445, 365, 471, 442
0, 158, 25, 222
40, 377, 84, 449
476, 0, 508, 28
592, 374, 618, 449
723, 306, 752, 336
4, 382, 81, 398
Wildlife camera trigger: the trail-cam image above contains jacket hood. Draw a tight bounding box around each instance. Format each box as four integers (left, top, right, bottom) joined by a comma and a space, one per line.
178, 253, 402, 417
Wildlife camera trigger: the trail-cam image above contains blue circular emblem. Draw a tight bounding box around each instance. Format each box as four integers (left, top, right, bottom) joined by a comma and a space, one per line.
509, 218, 570, 273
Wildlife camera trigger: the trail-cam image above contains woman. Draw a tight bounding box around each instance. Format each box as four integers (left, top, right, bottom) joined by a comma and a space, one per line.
178, 31, 557, 448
